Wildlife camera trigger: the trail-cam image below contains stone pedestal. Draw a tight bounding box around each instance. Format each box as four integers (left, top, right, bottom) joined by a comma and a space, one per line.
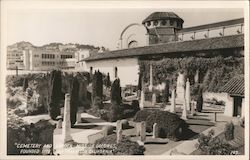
170, 89, 176, 113
152, 123, 159, 138
62, 94, 73, 144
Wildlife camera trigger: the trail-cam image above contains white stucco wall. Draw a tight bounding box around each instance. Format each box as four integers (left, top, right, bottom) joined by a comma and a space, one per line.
82, 57, 139, 87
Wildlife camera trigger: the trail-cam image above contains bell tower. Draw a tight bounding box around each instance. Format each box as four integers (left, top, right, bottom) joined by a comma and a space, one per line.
142, 12, 184, 45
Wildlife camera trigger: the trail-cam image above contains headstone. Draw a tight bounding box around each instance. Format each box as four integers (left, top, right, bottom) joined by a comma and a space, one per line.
185, 79, 191, 111
139, 90, 145, 109
170, 89, 176, 113
76, 111, 81, 124
136, 123, 140, 136
62, 94, 73, 144
190, 100, 195, 116
88, 131, 106, 143
152, 93, 156, 106
116, 120, 122, 131
181, 94, 187, 120
152, 123, 159, 138
57, 119, 62, 129
176, 72, 185, 104
117, 129, 122, 143
140, 121, 146, 142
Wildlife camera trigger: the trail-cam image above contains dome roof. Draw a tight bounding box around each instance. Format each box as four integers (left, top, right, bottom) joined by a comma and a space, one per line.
142, 12, 184, 24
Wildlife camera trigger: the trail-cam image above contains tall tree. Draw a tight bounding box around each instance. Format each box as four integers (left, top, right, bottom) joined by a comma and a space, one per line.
49, 70, 62, 120
70, 76, 79, 127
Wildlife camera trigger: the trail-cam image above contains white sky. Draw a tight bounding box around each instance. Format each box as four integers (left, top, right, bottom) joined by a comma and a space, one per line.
7, 8, 244, 50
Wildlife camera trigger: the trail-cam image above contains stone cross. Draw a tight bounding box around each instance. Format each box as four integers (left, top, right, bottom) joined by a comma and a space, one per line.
62, 94, 73, 143
140, 121, 146, 142
139, 90, 145, 109
152, 93, 156, 107
152, 123, 159, 138
181, 93, 187, 120
117, 129, 122, 143
170, 89, 176, 113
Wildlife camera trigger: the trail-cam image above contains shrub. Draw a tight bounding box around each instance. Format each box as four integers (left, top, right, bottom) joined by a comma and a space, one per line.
224, 122, 234, 141
7, 96, 22, 109
196, 129, 235, 155
93, 134, 145, 155
92, 71, 103, 103
163, 80, 170, 103
111, 79, 122, 104
23, 78, 29, 92
93, 96, 103, 109
134, 110, 188, 140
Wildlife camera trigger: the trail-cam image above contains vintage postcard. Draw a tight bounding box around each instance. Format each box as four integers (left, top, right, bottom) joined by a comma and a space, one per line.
0, 0, 249, 159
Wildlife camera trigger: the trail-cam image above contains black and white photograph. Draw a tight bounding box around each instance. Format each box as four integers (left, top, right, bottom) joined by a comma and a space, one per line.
0, 0, 249, 159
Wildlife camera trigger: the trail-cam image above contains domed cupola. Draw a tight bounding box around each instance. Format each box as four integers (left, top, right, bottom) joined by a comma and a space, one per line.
142, 12, 184, 44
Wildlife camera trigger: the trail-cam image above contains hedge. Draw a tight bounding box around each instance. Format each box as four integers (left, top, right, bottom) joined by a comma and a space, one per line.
134, 109, 189, 140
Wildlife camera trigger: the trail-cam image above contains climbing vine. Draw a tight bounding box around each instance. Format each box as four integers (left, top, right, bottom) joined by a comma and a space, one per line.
139, 56, 244, 92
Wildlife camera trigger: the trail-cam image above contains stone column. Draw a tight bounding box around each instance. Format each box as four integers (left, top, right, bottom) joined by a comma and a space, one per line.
185, 79, 191, 111
152, 93, 156, 107
181, 93, 187, 120
170, 89, 176, 113
152, 123, 159, 138
136, 123, 140, 136
139, 90, 145, 109
62, 94, 73, 143
176, 72, 185, 104
140, 121, 146, 142
117, 129, 122, 143
149, 63, 153, 92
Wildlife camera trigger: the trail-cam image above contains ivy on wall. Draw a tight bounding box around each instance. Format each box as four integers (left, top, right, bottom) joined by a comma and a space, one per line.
139, 56, 244, 93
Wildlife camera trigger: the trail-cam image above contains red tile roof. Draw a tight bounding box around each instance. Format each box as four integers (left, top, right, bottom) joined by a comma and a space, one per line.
220, 75, 244, 96
83, 34, 244, 62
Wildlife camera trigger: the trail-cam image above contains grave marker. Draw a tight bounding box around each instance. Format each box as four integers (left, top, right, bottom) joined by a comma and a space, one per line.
152, 123, 159, 138
62, 94, 73, 143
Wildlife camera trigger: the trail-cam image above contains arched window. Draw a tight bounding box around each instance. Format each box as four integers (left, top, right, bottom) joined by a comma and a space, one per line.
170, 20, 174, 26
146, 21, 151, 27
153, 20, 158, 26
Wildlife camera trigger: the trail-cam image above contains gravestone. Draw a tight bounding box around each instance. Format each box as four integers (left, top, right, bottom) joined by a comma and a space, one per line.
140, 121, 146, 142
139, 90, 145, 109
176, 72, 185, 105
152, 93, 156, 106
88, 131, 106, 143
117, 129, 122, 143
190, 100, 195, 116
57, 119, 62, 129
170, 89, 176, 113
181, 94, 187, 120
116, 120, 122, 131
152, 123, 159, 138
185, 79, 191, 111
136, 123, 141, 136
62, 94, 73, 144
76, 111, 81, 124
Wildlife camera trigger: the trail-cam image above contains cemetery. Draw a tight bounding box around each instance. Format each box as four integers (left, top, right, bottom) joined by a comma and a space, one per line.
6, 59, 245, 155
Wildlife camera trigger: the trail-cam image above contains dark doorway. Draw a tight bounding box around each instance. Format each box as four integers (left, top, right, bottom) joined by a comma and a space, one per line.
233, 96, 242, 117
